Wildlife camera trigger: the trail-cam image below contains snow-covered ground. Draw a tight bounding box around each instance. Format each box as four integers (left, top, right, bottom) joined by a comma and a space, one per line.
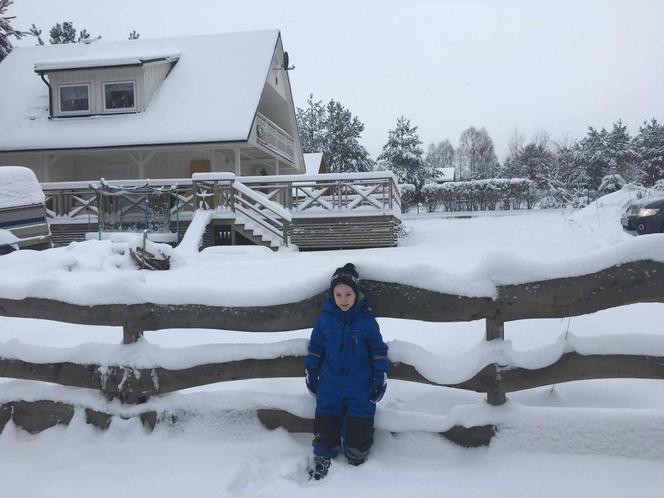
1, 187, 664, 497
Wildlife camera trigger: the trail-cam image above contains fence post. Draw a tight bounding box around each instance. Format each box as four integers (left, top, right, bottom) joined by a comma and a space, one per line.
485, 317, 506, 406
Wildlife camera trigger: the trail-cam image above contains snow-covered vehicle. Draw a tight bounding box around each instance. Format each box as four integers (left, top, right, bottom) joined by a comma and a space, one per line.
0, 166, 52, 254
621, 196, 664, 235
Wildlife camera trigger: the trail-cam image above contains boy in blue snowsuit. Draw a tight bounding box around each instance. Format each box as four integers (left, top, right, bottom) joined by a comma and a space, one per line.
305, 263, 389, 480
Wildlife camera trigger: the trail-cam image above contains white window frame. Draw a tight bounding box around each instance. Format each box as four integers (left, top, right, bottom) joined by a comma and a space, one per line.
58, 83, 91, 115
102, 80, 137, 113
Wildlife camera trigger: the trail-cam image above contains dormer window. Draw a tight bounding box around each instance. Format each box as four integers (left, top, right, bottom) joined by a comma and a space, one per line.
59, 84, 90, 113
103, 81, 136, 112
35, 53, 179, 118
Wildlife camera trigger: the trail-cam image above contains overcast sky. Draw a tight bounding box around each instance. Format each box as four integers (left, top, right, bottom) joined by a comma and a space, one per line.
8, 0, 664, 161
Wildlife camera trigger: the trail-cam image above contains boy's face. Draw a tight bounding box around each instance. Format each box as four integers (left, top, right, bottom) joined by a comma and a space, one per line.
333, 283, 356, 311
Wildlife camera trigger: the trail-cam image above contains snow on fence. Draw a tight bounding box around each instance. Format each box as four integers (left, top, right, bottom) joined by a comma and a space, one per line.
0, 259, 663, 444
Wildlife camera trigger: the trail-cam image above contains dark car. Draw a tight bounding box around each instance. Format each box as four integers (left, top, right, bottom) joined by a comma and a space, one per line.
621, 196, 664, 235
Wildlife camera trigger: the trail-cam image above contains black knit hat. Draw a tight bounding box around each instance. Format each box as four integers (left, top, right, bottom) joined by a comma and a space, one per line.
330, 263, 360, 295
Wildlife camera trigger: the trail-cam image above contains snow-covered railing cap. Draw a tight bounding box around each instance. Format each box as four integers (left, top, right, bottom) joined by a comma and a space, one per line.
34, 53, 181, 73
191, 172, 236, 182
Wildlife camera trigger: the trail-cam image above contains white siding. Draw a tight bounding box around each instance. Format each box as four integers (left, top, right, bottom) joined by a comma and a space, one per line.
143, 61, 173, 108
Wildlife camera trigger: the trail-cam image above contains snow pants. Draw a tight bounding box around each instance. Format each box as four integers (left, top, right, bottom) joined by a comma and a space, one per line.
313, 414, 374, 463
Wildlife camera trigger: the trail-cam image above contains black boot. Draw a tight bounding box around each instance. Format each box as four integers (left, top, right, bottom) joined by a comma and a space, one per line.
308, 456, 331, 480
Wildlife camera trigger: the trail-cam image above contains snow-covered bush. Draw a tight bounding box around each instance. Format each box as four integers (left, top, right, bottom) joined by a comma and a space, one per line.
398, 183, 417, 213
652, 179, 664, 192
597, 174, 626, 197
421, 182, 442, 212
432, 178, 536, 211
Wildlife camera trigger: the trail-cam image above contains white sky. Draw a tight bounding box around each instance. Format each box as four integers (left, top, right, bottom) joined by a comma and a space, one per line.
8, 0, 664, 161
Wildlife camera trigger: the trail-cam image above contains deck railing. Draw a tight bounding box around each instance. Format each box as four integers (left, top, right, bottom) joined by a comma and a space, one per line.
42, 173, 401, 222
0, 260, 662, 444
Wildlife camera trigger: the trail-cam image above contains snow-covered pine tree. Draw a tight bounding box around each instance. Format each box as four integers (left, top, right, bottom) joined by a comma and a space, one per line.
634, 118, 664, 186
378, 116, 428, 187
323, 100, 373, 173
49, 21, 77, 44
296, 94, 327, 154
606, 120, 640, 183
0, 0, 24, 63
577, 126, 610, 191
29, 23, 44, 45
551, 139, 587, 201
296, 94, 373, 173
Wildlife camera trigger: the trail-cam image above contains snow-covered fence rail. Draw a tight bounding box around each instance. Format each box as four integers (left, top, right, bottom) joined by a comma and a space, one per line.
0, 260, 663, 442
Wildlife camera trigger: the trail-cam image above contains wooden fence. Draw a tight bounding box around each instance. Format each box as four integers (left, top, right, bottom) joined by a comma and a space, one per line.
0, 260, 662, 446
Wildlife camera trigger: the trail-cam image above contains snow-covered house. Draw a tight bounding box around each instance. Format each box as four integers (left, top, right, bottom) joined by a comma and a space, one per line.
0, 30, 304, 181
303, 152, 328, 175
433, 167, 456, 183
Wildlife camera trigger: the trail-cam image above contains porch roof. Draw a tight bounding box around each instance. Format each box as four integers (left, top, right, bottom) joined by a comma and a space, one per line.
0, 30, 279, 152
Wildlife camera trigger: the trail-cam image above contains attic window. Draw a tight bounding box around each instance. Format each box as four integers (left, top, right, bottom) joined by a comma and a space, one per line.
59, 84, 90, 113
103, 81, 136, 112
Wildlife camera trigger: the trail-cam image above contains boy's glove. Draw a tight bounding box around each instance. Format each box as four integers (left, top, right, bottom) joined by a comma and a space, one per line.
305, 368, 319, 397
369, 372, 387, 404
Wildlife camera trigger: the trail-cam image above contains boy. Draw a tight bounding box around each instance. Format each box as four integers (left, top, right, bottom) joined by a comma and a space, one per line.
305, 263, 389, 480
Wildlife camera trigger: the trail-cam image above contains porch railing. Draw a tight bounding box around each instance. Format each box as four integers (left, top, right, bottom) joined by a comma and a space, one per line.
42, 172, 401, 222
255, 112, 295, 162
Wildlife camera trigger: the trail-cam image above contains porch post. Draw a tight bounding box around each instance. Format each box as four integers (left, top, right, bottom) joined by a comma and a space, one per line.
235, 147, 241, 175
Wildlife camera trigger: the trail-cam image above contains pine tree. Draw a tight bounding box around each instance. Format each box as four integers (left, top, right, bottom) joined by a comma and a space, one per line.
606, 120, 640, 183
577, 126, 611, 191
29, 23, 44, 45
49, 21, 77, 44
297, 94, 327, 154
0, 0, 24, 63
378, 116, 428, 187
634, 118, 664, 186
296, 94, 373, 173
552, 140, 587, 192
323, 100, 373, 172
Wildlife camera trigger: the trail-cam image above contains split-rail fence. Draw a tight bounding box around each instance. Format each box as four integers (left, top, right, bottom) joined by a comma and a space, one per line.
0, 260, 662, 446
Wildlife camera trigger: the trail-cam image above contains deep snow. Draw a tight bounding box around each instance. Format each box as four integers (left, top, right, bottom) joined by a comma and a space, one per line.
1, 187, 664, 497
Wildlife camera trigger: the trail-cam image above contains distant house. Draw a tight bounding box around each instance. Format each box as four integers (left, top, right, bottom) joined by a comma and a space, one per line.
0, 30, 304, 182
433, 167, 456, 183
303, 152, 328, 174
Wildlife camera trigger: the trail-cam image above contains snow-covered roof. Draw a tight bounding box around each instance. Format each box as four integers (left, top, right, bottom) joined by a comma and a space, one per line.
434, 167, 456, 182
0, 166, 45, 208
0, 30, 280, 152
303, 153, 324, 175
33, 53, 180, 72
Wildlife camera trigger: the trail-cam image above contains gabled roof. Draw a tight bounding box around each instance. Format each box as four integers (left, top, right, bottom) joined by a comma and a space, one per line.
0, 30, 280, 152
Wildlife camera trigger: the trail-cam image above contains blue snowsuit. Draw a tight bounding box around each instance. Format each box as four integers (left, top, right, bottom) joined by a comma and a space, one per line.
305, 294, 389, 462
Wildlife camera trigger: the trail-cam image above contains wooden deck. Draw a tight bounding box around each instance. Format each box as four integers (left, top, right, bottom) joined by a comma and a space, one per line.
42, 172, 402, 251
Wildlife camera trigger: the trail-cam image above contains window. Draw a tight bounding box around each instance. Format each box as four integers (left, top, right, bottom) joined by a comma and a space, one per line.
103, 81, 136, 111
59, 84, 90, 113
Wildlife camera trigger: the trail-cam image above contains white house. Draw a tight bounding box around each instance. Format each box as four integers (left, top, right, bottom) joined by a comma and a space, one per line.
433, 167, 456, 183
0, 30, 305, 182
